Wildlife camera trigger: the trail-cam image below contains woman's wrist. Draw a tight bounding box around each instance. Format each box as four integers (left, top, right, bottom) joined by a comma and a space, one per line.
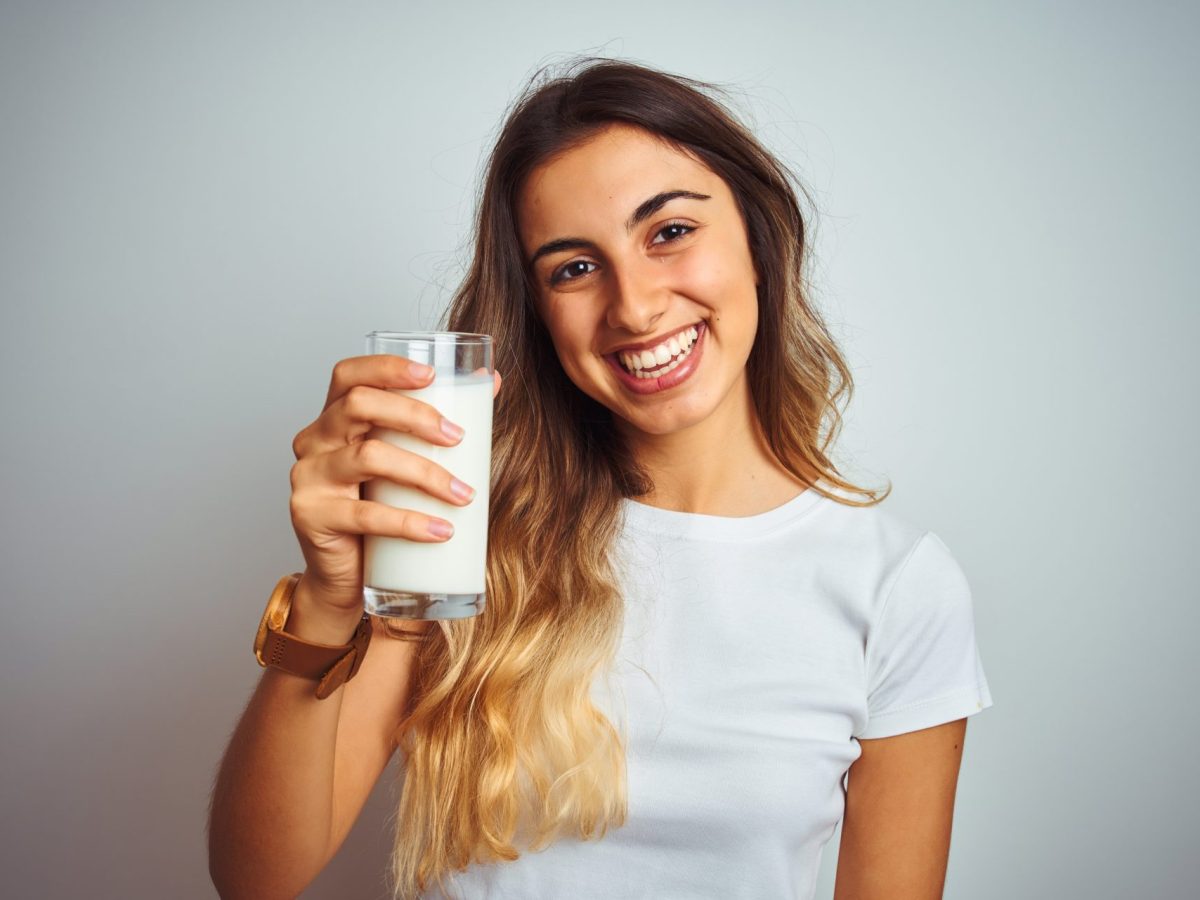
287, 575, 366, 646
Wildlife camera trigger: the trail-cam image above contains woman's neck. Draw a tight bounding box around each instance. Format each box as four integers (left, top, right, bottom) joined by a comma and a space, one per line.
617, 375, 810, 517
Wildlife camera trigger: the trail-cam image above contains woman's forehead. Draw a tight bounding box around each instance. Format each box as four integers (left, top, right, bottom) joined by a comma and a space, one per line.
517, 125, 726, 242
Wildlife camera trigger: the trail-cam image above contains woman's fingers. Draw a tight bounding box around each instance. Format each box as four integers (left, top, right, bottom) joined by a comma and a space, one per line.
323, 354, 433, 409
305, 496, 456, 543
300, 438, 475, 508
294, 384, 462, 460
294, 356, 502, 457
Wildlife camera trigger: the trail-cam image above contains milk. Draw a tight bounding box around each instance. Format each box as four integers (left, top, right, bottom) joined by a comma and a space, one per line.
362, 373, 493, 601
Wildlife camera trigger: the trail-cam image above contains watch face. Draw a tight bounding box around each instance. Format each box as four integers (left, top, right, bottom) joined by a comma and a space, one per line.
254, 574, 299, 665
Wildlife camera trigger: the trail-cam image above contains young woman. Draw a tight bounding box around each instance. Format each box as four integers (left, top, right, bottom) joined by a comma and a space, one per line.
208, 59, 993, 900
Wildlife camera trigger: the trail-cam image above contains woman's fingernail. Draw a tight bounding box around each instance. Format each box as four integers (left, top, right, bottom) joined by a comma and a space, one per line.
410, 362, 433, 379
427, 519, 454, 538
440, 418, 464, 441
450, 478, 475, 502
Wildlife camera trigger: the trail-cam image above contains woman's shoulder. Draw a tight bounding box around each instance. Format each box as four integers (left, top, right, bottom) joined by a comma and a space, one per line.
804, 485, 974, 618
804, 481, 941, 574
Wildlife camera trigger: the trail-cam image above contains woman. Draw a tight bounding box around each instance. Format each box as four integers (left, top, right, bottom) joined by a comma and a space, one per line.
208, 59, 993, 900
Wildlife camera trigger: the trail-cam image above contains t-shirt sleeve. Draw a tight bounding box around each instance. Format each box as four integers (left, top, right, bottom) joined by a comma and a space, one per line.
855, 531, 994, 740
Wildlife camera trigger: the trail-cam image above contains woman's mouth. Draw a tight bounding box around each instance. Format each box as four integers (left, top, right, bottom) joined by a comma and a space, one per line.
603, 322, 706, 395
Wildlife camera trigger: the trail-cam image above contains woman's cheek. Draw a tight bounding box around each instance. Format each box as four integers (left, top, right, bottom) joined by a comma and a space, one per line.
669, 251, 720, 295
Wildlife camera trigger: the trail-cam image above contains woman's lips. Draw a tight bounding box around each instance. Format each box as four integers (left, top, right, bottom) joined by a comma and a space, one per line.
604, 322, 706, 395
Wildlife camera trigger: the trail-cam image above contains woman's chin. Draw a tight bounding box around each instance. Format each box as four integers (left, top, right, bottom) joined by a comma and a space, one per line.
612, 401, 709, 438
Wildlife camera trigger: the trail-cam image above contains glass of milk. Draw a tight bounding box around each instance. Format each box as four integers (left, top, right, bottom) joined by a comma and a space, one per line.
361, 331, 493, 619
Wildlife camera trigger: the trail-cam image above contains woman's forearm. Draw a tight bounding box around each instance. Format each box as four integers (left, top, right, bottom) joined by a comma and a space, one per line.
207, 588, 364, 899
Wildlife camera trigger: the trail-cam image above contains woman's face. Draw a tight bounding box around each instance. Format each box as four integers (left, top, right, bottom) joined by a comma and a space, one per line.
516, 123, 760, 438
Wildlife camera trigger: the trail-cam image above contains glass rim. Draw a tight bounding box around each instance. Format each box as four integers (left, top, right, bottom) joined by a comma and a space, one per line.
366, 330, 491, 344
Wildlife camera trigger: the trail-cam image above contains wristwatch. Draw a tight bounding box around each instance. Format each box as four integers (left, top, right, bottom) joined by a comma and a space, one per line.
254, 573, 372, 699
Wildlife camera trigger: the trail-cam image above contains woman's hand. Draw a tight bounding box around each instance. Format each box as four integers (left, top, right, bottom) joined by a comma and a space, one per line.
288, 355, 502, 614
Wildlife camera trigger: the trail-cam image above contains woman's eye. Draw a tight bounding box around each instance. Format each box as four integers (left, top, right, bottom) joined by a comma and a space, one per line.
551, 260, 597, 285
652, 221, 694, 244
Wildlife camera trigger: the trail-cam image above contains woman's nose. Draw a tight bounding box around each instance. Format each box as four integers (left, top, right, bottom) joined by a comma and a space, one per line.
604, 263, 667, 334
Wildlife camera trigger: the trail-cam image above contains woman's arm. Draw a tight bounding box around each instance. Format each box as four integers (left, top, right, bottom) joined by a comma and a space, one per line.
207, 581, 426, 900
833, 718, 968, 900
206, 356, 492, 898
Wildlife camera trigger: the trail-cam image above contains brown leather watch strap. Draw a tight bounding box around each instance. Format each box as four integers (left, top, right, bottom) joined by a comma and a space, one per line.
261, 612, 372, 699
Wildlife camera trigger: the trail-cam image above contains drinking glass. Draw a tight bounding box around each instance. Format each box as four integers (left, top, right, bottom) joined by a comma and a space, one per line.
361, 331, 493, 619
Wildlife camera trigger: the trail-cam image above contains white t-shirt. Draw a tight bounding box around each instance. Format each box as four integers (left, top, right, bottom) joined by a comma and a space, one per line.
433, 486, 994, 899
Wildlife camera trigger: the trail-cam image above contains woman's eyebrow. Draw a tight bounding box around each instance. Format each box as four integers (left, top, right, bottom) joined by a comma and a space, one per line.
625, 189, 710, 232
528, 189, 712, 266
528, 237, 592, 268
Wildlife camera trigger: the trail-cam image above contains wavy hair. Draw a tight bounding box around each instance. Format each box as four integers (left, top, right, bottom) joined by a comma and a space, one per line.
384, 57, 891, 898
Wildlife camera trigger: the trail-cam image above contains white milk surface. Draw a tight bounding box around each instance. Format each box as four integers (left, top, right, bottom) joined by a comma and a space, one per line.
363, 373, 493, 595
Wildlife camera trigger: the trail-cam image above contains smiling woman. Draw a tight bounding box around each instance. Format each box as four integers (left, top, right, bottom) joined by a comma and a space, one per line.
207, 57, 993, 900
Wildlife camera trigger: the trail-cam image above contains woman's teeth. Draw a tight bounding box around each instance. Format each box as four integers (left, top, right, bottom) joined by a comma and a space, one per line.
618, 325, 699, 379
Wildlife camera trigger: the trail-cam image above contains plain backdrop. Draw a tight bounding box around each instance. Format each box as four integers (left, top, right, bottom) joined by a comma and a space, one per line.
2, 1, 1196, 898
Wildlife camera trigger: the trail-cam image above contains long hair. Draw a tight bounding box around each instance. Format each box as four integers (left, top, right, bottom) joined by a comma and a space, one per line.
385, 57, 891, 898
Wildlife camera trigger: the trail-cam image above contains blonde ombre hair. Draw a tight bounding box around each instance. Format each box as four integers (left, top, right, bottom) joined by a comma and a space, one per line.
384, 58, 891, 898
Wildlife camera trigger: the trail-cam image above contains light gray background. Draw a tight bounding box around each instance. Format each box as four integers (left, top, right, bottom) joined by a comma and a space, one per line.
2, 1, 1196, 898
